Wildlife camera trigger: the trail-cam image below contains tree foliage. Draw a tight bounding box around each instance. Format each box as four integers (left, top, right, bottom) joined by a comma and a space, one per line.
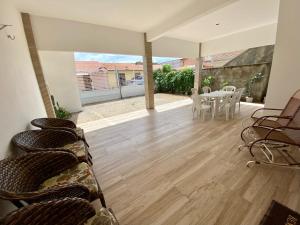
153, 65, 194, 95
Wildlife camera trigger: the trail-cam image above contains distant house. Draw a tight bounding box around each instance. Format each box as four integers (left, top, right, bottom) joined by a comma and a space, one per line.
75, 61, 161, 91
159, 52, 244, 70
160, 58, 196, 70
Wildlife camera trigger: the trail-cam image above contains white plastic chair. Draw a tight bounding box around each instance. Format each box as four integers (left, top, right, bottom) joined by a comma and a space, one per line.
202, 86, 211, 93
218, 91, 239, 120
224, 92, 240, 120
236, 88, 245, 111
222, 86, 236, 92
191, 88, 212, 121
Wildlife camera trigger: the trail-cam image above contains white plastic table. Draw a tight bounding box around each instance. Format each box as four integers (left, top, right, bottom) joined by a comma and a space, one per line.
200, 91, 234, 118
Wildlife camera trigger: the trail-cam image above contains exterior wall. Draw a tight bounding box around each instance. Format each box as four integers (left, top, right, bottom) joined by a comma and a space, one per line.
77, 70, 144, 91
80, 86, 145, 105
201, 23, 277, 57
0, 0, 47, 215
107, 72, 118, 88
121, 70, 143, 83
265, 0, 300, 108
202, 63, 271, 102
225, 45, 274, 67
39, 51, 82, 113
201, 45, 274, 103
77, 75, 92, 91
90, 73, 110, 90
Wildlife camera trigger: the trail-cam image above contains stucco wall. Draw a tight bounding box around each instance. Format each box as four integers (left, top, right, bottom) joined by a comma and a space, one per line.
0, 0, 47, 216
39, 51, 82, 113
202, 64, 271, 102
202, 45, 274, 102
265, 0, 300, 108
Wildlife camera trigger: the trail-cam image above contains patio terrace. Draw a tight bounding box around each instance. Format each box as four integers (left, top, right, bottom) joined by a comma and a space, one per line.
2, 0, 300, 223
73, 94, 189, 124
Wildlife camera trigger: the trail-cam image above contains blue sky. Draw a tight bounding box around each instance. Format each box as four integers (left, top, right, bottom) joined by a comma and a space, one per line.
74, 52, 179, 63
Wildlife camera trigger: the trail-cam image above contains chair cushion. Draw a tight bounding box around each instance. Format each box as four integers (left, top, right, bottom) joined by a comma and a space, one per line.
64, 140, 86, 158
85, 208, 119, 225
39, 162, 98, 198
75, 127, 84, 138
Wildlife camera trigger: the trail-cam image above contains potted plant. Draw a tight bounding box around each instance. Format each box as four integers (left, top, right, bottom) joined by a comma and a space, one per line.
245, 72, 264, 103
51, 95, 71, 119
202, 75, 215, 88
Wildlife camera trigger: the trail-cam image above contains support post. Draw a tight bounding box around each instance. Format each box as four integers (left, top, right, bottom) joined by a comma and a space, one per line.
143, 33, 154, 109
194, 43, 203, 93
21, 13, 55, 118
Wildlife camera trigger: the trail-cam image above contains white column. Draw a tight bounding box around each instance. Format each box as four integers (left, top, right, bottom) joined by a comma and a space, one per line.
194, 43, 203, 93
143, 33, 155, 109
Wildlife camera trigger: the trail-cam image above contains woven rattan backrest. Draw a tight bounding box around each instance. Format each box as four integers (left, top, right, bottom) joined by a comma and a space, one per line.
12, 130, 77, 150
31, 118, 76, 129
1, 198, 95, 225
0, 152, 78, 193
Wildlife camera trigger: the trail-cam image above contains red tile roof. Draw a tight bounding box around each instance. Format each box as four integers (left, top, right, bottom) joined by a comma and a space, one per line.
75, 61, 161, 73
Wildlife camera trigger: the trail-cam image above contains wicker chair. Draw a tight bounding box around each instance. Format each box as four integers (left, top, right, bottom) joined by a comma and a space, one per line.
31, 118, 89, 147
0, 152, 106, 208
0, 198, 119, 225
12, 130, 92, 165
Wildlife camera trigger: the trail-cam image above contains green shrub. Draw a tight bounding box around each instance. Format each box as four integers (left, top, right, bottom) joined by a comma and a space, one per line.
162, 64, 172, 73
153, 65, 194, 95
202, 75, 215, 88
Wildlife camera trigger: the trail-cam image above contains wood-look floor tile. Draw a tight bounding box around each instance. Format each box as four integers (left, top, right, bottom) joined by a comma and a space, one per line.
86, 103, 300, 225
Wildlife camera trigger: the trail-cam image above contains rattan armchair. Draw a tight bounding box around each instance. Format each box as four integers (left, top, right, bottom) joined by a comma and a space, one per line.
0, 151, 89, 208
12, 130, 92, 164
0, 198, 118, 225
0, 151, 106, 208
31, 118, 89, 147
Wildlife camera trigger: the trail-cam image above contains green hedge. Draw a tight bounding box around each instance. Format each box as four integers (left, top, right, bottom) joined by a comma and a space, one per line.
153, 65, 194, 95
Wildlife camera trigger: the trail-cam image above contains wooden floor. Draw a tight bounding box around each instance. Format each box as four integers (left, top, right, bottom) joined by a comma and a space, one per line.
85, 102, 300, 225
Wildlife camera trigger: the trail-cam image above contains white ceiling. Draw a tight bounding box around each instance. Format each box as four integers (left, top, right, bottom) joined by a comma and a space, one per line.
13, 0, 197, 32
14, 0, 280, 43
166, 0, 280, 42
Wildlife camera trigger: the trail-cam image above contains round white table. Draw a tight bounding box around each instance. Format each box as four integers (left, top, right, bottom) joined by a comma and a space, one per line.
200, 91, 234, 118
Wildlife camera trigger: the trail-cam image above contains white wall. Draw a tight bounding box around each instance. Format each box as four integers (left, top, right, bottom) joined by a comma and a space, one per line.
265, 1, 300, 108
31, 15, 145, 56
0, 0, 46, 215
30, 15, 200, 58
39, 51, 82, 113
152, 37, 199, 58
201, 23, 277, 56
